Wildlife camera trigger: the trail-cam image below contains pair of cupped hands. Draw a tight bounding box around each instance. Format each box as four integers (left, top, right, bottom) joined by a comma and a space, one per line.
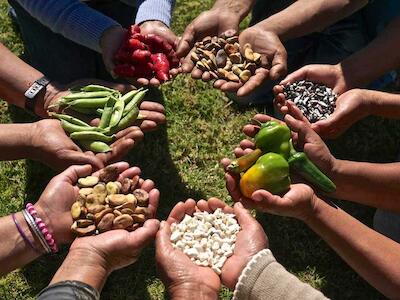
33, 161, 267, 297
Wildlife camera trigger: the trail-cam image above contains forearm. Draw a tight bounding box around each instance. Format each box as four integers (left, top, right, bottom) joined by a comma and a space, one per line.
14, 0, 120, 52
0, 123, 36, 161
0, 212, 41, 275
330, 159, 400, 212
305, 199, 400, 299
49, 249, 109, 292
340, 16, 400, 88
363, 89, 400, 119
254, 0, 367, 41
211, 0, 255, 21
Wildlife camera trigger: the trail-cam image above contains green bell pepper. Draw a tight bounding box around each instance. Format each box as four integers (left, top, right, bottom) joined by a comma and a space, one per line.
254, 120, 291, 159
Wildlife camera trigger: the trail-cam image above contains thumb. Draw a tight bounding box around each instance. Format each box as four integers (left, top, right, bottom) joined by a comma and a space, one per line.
176, 24, 196, 57
269, 48, 288, 80
155, 221, 174, 257
61, 164, 93, 184
252, 189, 284, 213
233, 202, 256, 229
127, 219, 160, 249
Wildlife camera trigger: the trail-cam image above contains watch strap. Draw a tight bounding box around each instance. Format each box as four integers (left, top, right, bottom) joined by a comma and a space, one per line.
24, 76, 50, 113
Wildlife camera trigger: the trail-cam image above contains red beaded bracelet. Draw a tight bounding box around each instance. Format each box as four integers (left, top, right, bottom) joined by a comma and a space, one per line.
26, 203, 58, 253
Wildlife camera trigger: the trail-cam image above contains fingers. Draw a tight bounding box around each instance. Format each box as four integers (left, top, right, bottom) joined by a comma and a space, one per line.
127, 218, 160, 248
269, 48, 287, 81
147, 189, 160, 218
167, 199, 197, 224
114, 126, 144, 140
92, 161, 130, 177
233, 202, 256, 228
225, 172, 242, 202
61, 151, 104, 171
61, 164, 93, 184
208, 198, 234, 213
118, 166, 141, 181
181, 53, 195, 73
280, 65, 313, 86
155, 221, 174, 255
219, 81, 243, 93
176, 23, 196, 57
139, 101, 166, 119
237, 68, 269, 97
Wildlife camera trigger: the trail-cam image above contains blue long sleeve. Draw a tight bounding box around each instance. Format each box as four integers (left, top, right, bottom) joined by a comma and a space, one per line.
135, 0, 175, 26
15, 0, 120, 52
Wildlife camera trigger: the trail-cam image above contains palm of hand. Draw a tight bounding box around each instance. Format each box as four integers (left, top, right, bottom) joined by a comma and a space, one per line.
277, 184, 316, 220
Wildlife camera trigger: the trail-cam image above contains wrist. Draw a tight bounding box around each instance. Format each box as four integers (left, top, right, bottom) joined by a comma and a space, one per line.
40, 82, 62, 116
169, 282, 219, 300
100, 25, 125, 52
50, 248, 110, 291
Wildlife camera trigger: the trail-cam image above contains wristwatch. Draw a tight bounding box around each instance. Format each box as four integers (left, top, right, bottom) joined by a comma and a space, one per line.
24, 76, 51, 113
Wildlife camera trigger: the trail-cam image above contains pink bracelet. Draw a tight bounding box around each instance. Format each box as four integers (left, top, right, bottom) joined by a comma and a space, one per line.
26, 203, 58, 253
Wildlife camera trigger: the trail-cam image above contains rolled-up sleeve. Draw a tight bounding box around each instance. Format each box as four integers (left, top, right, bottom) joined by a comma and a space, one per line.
37, 280, 100, 300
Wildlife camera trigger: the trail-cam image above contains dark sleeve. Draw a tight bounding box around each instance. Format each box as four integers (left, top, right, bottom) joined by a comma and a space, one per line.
37, 280, 100, 300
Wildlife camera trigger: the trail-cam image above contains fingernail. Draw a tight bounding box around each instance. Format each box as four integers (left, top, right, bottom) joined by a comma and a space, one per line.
252, 192, 263, 202
160, 220, 166, 228
236, 202, 244, 209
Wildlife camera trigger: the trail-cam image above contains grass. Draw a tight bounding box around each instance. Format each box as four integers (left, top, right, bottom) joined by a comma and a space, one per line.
0, 0, 398, 298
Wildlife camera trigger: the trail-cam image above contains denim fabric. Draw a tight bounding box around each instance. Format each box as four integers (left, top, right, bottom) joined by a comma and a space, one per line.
8, 0, 137, 83
37, 280, 99, 300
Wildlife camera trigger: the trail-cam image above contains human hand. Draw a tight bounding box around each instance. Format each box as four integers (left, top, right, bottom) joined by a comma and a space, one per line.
34, 162, 158, 245
100, 25, 128, 76
156, 199, 221, 299
177, 8, 240, 75
196, 198, 268, 289
213, 28, 285, 97
279, 64, 351, 96
30, 119, 145, 170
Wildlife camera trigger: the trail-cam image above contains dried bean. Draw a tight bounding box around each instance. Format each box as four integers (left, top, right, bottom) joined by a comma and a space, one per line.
95, 208, 113, 223
133, 189, 149, 206
106, 182, 120, 195
97, 213, 115, 232
99, 166, 119, 183
120, 178, 132, 194
131, 214, 146, 223
113, 214, 134, 229
71, 202, 82, 219
78, 176, 99, 187
77, 219, 94, 228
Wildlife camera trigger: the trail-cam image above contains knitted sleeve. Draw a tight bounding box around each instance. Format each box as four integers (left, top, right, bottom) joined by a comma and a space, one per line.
14, 0, 120, 52
233, 249, 329, 300
135, 0, 175, 26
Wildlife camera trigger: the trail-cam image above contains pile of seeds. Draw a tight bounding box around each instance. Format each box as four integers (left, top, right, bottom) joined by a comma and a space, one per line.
70, 166, 150, 236
191, 35, 262, 83
283, 80, 337, 123
170, 208, 241, 275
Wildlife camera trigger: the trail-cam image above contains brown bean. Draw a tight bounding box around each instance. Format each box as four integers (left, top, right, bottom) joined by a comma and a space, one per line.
79, 188, 93, 198
130, 175, 140, 192
133, 189, 149, 206
245, 62, 257, 74
244, 48, 254, 61
202, 36, 212, 44
191, 51, 200, 62
107, 194, 127, 206
226, 72, 240, 82
229, 53, 242, 64
71, 202, 82, 220
78, 176, 99, 188
120, 178, 132, 194
134, 206, 150, 216
239, 70, 251, 83
86, 213, 95, 220
77, 219, 94, 228
223, 59, 233, 71
232, 65, 242, 76
224, 44, 237, 55
86, 193, 106, 205
99, 165, 119, 183
106, 182, 120, 195
132, 214, 146, 223
121, 208, 134, 215
216, 49, 227, 67
113, 214, 134, 229
72, 224, 96, 237
113, 209, 122, 216
93, 183, 106, 194
196, 61, 207, 71
97, 213, 115, 232
226, 36, 238, 44
126, 223, 140, 232
253, 52, 262, 64
95, 208, 113, 223
87, 204, 106, 214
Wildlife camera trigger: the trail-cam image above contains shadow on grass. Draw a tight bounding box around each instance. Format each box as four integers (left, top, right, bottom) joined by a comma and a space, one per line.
8, 89, 205, 299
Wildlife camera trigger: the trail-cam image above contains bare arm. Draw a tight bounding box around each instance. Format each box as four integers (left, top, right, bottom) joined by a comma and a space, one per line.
0, 212, 41, 275
0, 43, 61, 117
0, 123, 35, 161
305, 198, 400, 299
253, 0, 368, 41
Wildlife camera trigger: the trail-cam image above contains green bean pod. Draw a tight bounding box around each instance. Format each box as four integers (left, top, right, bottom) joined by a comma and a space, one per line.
120, 88, 142, 104
70, 131, 115, 143
61, 120, 101, 134
99, 97, 116, 129
69, 107, 98, 115
67, 97, 110, 109
79, 140, 112, 153
96, 108, 104, 116
123, 89, 147, 116
116, 106, 139, 131
50, 113, 90, 127
80, 85, 117, 93
63, 91, 111, 100
109, 97, 125, 128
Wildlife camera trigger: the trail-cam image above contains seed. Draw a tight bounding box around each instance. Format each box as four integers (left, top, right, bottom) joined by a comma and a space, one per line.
134, 206, 150, 216
232, 65, 242, 76
133, 189, 149, 206
97, 213, 115, 232
121, 208, 134, 215
120, 178, 132, 194
127, 223, 140, 232
224, 44, 237, 55
130, 175, 140, 191
72, 224, 96, 237
202, 36, 212, 44
114, 209, 122, 216
253, 52, 262, 64
107, 194, 128, 206
229, 53, 242, 64
223, 59, 232, 71
93, 183, 106, 194
77, 219, 94, 228
78, 176, 99, 187
86, 193, 106, 205
131, 214, 146, 223
99, 165, 119, 183
239, 70, 251, 83
94, 208, 113, 223
106, 182, 120, 195
71, 202, 82, 219
245, 62, 257, 74
79, 188, 93, 198
87, 204, 106, 214
244, 48, 254, 61
113, 214, 134, 229
196, 61, 207, 71
191, 51, 200, 62
216, 49, 227, 67
217, 38, 227, 46
226, 36, 238, 43
86, 213, 95, 220
117, 196, 137, 210
217, 68, 229, 78
226, 72, 240, 82
243, 43, 251, 51
209, 71, 219, 79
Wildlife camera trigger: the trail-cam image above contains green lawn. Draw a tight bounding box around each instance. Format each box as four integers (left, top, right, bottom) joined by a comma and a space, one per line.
0, 0, 397, 299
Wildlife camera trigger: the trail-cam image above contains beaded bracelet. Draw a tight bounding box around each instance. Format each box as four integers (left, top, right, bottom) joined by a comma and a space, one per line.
12, 213, 42, 254
22, 209, 51, 254
26, 203, 58, 253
